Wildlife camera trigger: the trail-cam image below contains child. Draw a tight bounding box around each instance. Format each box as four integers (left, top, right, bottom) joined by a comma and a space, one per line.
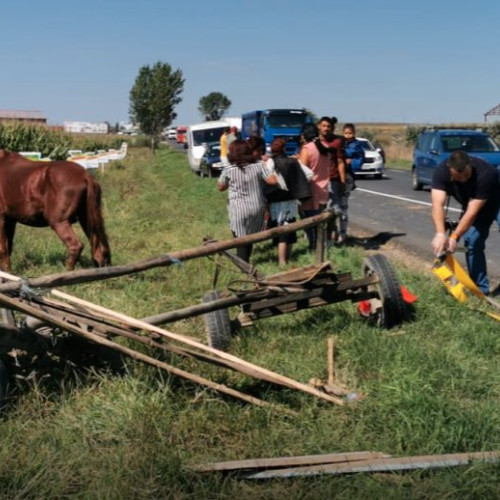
336, 123, 364, 244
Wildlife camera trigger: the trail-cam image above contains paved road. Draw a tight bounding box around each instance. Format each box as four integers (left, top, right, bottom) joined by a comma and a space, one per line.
349, 168, 500, 281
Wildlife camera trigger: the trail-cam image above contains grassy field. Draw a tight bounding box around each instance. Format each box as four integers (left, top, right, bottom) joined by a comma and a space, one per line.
0, 146, 499, 498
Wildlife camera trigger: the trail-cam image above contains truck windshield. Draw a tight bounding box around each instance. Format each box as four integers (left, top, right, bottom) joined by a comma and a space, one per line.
192, 128, 226, 146
266, 112, 308, 129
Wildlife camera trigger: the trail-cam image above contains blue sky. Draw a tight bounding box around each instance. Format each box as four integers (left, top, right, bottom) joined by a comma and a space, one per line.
1, 0, 499, 126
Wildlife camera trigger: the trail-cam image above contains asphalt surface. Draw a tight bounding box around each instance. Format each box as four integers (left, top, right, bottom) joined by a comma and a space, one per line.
349, 168, 500, 281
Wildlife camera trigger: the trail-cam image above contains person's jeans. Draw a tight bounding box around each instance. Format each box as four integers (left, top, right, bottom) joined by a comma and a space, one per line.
301, 208, 321, 250
329, 176, 355, 236
464, 224, 490, 294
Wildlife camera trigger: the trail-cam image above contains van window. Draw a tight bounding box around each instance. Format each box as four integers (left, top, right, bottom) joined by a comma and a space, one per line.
192, 127, 226, 146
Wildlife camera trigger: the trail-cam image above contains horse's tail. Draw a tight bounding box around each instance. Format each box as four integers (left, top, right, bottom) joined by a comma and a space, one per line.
84, 175, 111, 266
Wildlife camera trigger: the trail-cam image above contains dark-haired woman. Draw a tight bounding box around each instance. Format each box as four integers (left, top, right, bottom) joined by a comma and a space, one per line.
217, 140, 277, 262
265, 138, 311, 265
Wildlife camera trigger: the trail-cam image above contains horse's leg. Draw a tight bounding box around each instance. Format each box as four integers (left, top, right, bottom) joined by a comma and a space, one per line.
0, 216, 13, 271
50, 221, 84, 270
5, 219, 17, 258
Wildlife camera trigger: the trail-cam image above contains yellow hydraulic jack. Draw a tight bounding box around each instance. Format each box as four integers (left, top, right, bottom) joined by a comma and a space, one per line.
432, 254, 500, 322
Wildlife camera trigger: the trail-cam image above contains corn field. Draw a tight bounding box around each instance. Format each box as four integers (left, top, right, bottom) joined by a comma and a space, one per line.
0, 122, 125, 160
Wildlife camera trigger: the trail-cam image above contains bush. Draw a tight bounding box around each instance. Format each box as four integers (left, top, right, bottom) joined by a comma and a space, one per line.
404, 125, 426, 146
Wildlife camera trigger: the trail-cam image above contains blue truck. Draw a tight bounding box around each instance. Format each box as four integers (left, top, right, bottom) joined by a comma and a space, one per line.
241, 108, 312, 155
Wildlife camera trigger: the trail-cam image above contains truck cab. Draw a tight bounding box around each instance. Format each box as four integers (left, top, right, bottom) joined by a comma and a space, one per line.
241, 109, 312, 155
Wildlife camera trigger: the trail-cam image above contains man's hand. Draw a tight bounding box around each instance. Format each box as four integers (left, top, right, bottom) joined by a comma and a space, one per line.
447, 233, 459, 253
432, 232, 448, 256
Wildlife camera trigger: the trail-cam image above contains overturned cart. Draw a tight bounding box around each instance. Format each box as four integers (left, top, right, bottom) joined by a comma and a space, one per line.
199, 249, 406, 352
0, 212, 407, 409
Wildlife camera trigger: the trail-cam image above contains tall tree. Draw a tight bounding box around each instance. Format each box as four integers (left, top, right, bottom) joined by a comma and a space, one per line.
129, 61, 184, 152
198, 92, 231, 121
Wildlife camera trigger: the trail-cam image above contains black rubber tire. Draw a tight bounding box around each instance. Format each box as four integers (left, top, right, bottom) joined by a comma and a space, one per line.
374, 173, 383, 179
412, 169, 423, 191
362, 254, 406, 328
202, 290, 232, 351
0, 359, 9, 407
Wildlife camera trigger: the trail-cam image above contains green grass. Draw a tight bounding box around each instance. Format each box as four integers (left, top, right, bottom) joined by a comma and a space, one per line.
388, 159, 413, 170
0, 147, 499, 498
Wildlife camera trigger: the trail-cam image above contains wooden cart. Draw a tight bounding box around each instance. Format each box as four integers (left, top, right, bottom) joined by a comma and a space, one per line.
199, 248, 407, 351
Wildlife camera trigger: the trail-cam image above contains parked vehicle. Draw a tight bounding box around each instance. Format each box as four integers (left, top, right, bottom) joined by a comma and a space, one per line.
199, 143, 223, 178
167, 128, 177, 140
412, 128, 500, 190
241, 108, 312, 156
176, 126, 188, 144
185, 121, 228, 174
354, 138, 385, 179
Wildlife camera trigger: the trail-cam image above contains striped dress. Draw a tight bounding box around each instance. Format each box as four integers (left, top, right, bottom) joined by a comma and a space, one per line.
218, 161, 274, 237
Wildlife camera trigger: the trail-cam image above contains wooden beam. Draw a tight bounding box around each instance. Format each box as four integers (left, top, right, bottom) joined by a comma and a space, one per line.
244, 451, 500, 479
0, 292, 279, 410
0, 270, 344, 405
194, 451, 391, 472
0, 211, 334, 293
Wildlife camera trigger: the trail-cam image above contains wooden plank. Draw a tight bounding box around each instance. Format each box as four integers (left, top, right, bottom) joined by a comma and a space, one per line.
194, 451, 391, 472
0, 211, 334, 293
0, 292, 279, 410
245, 451, 500, 479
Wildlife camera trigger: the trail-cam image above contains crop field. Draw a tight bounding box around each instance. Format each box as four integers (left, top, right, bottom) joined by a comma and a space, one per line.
0, 146, 498, 498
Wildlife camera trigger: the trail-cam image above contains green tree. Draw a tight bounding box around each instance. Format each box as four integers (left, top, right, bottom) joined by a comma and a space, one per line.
129, 61, 184, 152
198, 92, 231, 121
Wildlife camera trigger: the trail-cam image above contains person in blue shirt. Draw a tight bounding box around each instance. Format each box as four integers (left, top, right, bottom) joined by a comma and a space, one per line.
336, 123, 364, 244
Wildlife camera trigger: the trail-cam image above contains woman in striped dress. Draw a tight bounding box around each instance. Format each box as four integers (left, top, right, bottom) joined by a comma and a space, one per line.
217, 139, 277, 262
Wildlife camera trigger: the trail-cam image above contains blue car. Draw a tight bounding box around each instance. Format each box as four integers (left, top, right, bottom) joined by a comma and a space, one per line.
412, 128, 500, 190
199, 143, 223, 178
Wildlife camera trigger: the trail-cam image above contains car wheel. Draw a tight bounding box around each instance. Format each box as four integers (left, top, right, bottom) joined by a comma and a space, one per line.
374, 173, 383, 179
412, 169, 423, 191
207, 167, 213, 178
202, 290, 232, 351
362, 254, 406, 329
199, 168, 206, 178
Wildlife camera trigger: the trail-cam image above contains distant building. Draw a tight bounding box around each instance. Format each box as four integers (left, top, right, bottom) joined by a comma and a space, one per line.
484, 104, 500, 122
0, 109, 47, 124
63, 121, 109, 134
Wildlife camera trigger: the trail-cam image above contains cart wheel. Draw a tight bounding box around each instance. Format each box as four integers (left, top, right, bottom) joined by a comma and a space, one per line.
202, 290, 232, 351
0, 359, 9, 408
362, 254, 406, 328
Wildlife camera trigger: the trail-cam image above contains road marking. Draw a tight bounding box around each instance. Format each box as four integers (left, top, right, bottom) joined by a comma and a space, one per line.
356, 188, 461, 213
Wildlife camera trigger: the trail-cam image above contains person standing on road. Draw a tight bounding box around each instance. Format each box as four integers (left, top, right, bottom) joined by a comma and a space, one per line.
265, 138, 312, 266
298, 119, 333, 249
336, 123, 364, 244
431, 150, 500, 294
227, 126, 238, 149
217, 140, 277, 262
220, 127, 230, 166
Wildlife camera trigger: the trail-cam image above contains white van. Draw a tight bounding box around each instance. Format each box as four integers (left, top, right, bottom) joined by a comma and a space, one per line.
186, 120, 229, 174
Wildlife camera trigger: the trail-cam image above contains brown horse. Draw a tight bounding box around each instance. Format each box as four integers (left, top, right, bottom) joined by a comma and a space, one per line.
0, 149, 111, 271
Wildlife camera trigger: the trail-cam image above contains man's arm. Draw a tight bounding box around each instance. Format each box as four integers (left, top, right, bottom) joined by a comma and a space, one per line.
451, 198, 485, 239
430, 188, 449, 255
299, 146, 311, 167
